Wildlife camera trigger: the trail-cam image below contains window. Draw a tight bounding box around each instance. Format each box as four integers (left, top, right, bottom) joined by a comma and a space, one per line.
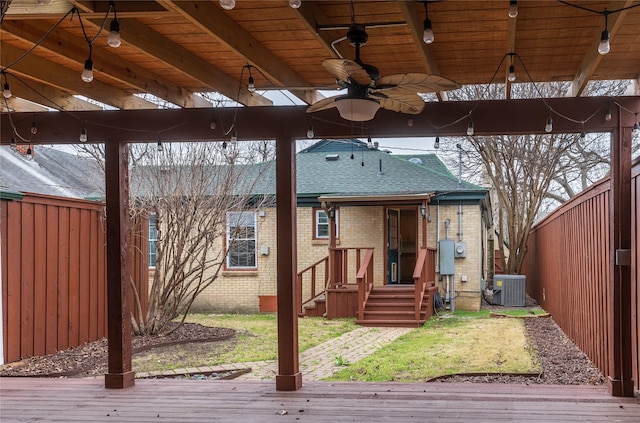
226, 211, 257, 269
314, 208, 339, 239
149, 214, 157, 268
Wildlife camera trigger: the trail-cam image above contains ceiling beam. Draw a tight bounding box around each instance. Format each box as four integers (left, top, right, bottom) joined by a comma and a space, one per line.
293, 1, 352, 60
1, 96, 50, 113
4, 0, 173, 19
118, 18, 272, 107
1, 21, 211, 109
568, 0, 634, 97
1, 43, 156, 110
2, 76, 102, 111
397, 1, 447, 101
157, 0, 321, 105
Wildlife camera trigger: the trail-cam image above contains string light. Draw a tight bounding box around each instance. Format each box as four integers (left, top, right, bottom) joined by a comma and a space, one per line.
30, 120, 38, 135
220, 0, 235, 10
466, 120, 474, 136
81, 53, 94, 82
10, 136, 17, 149
605, 107, 612, 122
633, 113, 640, 133
422, 1, 434, 44
545, 116, 553, 133
508, 0, 518, 18
2, 72, 11, 99
79, 123, 88, 142
433, 136, 440, 149
107, 1, 121, 48
507, 53, 516, 82
289, 0, 302, 8
598, 14, 610, 55
157, 141, 163, 152
247, 66, 256, 93
306, 123, 314, 139
231, 129, 238, 142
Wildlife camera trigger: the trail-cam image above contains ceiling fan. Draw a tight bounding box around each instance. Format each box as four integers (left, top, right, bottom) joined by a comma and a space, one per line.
306, 22, 460, 122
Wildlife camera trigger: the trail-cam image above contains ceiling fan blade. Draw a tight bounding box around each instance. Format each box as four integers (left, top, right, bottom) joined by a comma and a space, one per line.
322, 59, 372, 86
373, 73, 460, 95
306, 96, 337, 113
370, 93, 426, 115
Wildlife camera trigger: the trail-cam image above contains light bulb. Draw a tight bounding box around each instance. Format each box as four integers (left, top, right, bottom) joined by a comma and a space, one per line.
108, 19, 121, 48
222, 141, 227, 149
422, 19, 434, 44
3, 81, 11, 99
508, 64, 516, 82
289, 0, 302, 8
467, 120, 474, 136
508, 1, 518, 18
157, 141, 163, 152
598, 30, 610, 55
545, 117, 553, 133
247, 75, 255, 93
633, 121, 640, 133
210, 119, 217, 130
231, 129, 237, 142
81, 59, 94, 82
31, 123, 37, 135
220, 0, 235, 10
605, 108, 612, 122
580, 131, 586, 139
79, 127, 88, 142
306, 124, 314, 139
433, 136, 440, 149
10, 136, 17, 149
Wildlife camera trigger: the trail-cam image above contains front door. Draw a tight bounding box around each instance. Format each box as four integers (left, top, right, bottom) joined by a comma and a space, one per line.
387, 208, 400, 284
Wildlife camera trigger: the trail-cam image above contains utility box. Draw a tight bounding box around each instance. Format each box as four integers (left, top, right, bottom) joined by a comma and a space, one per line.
439, 239, 455, 275
493, 274, 526, 306
454, 242, 467, 258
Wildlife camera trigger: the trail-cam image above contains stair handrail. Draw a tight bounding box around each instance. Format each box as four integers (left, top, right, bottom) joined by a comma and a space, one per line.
297, 256, 329, 315
356, 248, 375, 321
413, 247, 437, 320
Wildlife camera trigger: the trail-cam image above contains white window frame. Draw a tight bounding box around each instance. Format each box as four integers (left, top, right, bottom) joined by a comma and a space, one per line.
149, 213, 157, 268
315, 208, 339, 239
226, 211, 258, 269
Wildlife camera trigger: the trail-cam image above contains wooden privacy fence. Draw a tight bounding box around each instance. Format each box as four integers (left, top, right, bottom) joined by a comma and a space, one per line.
523, 157, 639, 393
1, 192, 148, 364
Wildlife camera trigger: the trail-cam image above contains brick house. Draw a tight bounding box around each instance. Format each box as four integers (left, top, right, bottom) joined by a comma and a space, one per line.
173, 139, 492, 318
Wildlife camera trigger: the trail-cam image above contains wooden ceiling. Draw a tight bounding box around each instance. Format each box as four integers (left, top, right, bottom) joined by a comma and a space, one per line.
1, 0, 640, 114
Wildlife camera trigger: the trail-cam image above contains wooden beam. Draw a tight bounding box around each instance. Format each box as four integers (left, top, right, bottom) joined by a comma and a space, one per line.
104, 140, 134, 389
568, 0, 634, 97
117, 18, 271, 107
2, 96, 49, 112
607, 118, 634, 397
4, 97, 638, 144
1, 43, 157, 110
294, 1, 352, 60
158, 0, 320, 105
397, 1, 448, 101
1, 21, 210, 109
1, 77, 102, 111
275, 134, 302, 391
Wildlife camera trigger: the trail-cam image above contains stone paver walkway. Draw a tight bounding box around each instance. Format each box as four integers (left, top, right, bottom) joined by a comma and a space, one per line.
136, 326, 412, 381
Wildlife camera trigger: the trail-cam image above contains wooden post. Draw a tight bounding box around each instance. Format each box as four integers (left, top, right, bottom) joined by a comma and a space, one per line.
607, 121, 634, 397
275, 135, 302, 391
104, 141, 134, 389
421, 200, 427, 249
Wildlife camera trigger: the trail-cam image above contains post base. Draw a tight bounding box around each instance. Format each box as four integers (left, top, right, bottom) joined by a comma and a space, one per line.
607, 376, 635, 397
105, 371, 136, 389
276, 372, 302, 391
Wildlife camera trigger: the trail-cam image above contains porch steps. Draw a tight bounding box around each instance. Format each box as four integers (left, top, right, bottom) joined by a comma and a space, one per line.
356, 286, 430, 328
301, 294, 326, 318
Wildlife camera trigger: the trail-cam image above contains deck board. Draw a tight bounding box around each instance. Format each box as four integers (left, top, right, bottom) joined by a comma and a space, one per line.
1, 378, 639, 422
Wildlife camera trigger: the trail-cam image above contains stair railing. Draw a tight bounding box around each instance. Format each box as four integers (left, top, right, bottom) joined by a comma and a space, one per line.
413, 247, 437, 320
296, 256, 329, 316
356, 248, 375, 321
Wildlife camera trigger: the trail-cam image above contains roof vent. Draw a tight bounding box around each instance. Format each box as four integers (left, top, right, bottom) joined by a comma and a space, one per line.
408, 157, 423, 165
325, 154, 339, 161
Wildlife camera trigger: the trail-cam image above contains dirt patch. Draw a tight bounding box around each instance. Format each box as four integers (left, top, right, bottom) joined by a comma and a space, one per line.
0, 323, 234, 378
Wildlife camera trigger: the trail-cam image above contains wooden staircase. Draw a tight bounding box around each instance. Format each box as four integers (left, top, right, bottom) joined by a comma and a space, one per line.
356, 285, 431, 327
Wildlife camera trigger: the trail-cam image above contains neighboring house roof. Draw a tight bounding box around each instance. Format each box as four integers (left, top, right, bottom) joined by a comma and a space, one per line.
0, 146, 103, 199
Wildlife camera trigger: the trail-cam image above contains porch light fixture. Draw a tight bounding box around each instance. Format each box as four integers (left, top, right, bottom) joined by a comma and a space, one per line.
220, 0, 235, 10
545, 116, 553, 133
433, 136, 440, 149
422, 1, 434, 44
2, 73, 11, 99
508, 0, 518, 18
334, 97, 380, 121
289, 0, 302, 8
107, 2, 121, 48
420, 203, 427, 219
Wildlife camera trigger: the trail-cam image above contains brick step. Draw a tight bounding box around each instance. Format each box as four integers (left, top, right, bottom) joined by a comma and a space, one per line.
356, 319, 426, 328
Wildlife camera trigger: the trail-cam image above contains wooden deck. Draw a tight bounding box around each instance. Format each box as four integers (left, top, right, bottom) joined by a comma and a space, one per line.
1, 378, 639, 422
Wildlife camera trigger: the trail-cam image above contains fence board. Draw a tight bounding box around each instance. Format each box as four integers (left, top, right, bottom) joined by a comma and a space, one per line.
525, 158, 639, 394
1, 193, 148, 363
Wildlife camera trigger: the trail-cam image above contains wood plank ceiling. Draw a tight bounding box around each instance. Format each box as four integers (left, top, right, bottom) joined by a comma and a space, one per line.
1, 0, 639, 113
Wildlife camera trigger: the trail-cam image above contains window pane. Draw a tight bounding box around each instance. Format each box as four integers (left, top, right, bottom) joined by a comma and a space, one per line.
227, 211, 257, 268
149, 214, 157, 268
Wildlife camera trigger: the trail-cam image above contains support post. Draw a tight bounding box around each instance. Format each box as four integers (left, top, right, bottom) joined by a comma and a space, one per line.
275, 135, 302, 391
607, 122, 634, 397
104, 141, 134, 389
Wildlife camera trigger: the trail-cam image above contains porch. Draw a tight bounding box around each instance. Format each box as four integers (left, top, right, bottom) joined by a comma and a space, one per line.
2, 378, 638, 422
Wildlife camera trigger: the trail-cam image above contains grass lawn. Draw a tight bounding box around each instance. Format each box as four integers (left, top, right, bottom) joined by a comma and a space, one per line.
326, 311, 541, 382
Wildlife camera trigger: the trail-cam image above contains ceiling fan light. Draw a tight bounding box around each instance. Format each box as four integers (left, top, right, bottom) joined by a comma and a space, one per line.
334, 98, 380, 122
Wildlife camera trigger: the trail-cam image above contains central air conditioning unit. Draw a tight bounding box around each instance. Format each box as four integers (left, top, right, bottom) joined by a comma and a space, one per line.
493, 274, 526, 306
